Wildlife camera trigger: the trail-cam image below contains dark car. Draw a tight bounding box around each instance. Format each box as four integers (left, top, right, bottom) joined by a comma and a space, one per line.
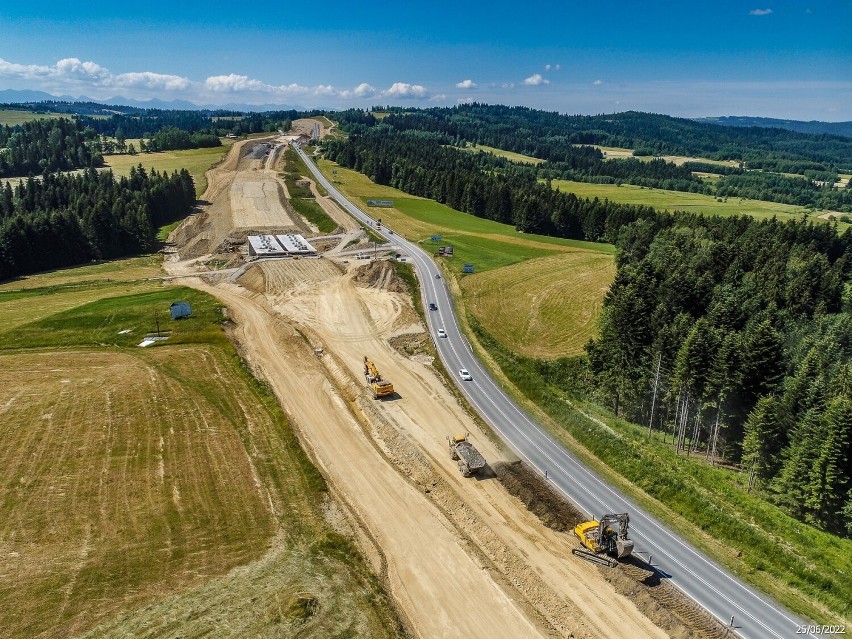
429, 303, 437, 311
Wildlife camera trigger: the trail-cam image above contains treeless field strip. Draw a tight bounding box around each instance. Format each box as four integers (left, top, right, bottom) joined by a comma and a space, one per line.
0, 348, 277, 638
461, 252, 616, 358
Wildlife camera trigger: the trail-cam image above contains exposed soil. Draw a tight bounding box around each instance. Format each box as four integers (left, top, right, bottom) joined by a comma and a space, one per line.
160, 136, 731, 639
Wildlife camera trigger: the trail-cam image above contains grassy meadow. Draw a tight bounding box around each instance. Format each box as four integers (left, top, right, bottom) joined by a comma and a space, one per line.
551, 178, 819, 222
0, 109, 66, 125
0, 259, 404, 639
461, 143, 545, 165
104, 141, 235, 197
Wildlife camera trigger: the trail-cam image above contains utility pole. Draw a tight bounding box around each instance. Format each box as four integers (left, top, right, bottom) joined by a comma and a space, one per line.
647, 353, 662, 439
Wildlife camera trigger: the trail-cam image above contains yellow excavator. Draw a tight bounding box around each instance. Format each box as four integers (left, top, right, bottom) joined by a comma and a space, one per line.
364, 356, 394, 399
572, 513, 634, 568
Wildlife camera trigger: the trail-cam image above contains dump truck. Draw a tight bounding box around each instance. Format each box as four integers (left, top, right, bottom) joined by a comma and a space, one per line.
447, 434, 486, 477
572, 513, 634, 567
364, 356, 394, 399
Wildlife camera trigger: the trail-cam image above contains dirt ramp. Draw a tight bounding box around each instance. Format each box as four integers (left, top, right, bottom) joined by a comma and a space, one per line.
352, 261, 408, 293
239, 259, 342, 295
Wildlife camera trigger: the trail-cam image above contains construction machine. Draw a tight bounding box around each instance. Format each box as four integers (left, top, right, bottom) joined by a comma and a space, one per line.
572, 513, 634, 568
447, 434, 486, 477
364, 356, 394, 399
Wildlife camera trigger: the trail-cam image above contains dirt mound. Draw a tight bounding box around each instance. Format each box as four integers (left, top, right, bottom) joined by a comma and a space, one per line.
495, 460, 730, 639
388, 333, 432, 363
238, 259, 342, 295
494, 460, 585, 532
352, 260, 408, 293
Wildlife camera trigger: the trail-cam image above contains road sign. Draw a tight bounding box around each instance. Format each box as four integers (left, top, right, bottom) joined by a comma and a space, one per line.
431, 235, 442, 242
463, 263, 475, 273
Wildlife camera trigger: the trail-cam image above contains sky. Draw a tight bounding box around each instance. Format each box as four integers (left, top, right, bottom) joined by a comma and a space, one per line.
0, 0, 850, 120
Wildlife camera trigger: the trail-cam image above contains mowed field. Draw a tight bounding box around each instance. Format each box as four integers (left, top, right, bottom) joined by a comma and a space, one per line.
104, 142, 235, 197
0, 261, 403, 639
461, 253, 615, 358
0, 109, 66, 125
461, 143, 545, 165
551, 178, 817, 222
317, 158, 615, 354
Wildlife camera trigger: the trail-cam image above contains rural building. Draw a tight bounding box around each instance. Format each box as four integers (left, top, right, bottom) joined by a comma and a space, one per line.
170, 301, 192, 319
248, 234, 287, 257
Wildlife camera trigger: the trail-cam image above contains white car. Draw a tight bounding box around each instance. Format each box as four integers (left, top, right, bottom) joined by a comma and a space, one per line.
459, 368, 472, 381
437, 328, 447, 338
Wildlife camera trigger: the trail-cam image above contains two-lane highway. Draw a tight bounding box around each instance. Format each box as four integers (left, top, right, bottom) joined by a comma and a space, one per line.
296, 144, 816, 639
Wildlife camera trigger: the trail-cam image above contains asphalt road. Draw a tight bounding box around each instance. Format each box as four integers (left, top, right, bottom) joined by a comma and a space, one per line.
296, 145, 817, 639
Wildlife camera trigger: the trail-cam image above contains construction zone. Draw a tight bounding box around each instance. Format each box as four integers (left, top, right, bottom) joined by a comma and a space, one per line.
162, 122, 732, 639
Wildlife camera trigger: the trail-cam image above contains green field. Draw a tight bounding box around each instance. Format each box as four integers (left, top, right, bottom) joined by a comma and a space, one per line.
462, 143, 545, 165
552, 179, 820, 222
318, 158, 613, 276
0, 109, 65, 125
104, 142, 234, 197
0, 258, 403, 639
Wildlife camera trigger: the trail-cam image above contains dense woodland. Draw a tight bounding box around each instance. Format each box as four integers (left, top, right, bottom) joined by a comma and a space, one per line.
334, 106, 852, 212
324, 117, 852, 536
0, 118, 102, 177
0, 166, 195, 278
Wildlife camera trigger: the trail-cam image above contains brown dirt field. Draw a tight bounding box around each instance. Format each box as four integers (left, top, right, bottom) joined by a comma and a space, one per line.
0, 348, 276, 638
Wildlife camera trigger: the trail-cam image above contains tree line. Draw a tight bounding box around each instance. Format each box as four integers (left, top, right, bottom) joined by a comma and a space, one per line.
333, 105, 852, 211
587, 216, 851, 536
0, 166, 195, 279
0, 118, 103, 177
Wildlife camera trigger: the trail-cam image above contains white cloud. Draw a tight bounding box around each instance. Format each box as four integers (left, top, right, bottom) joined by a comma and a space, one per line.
501, 82, 515, 89
593, 79, 603, 85
544, 64, 552, 71
749, 8, 773, 15
204, 74, 272, 93
0, 57, 110, 84
455, 79, 477, 89
352, 82, 377, 98
114, 72, 190, 91
545, 63, 561, 72
457, 96, 475, 104
524, 73, 549, 86
555, 64, 561, 71
383, 82, 429, 99
431, 94, 447, 101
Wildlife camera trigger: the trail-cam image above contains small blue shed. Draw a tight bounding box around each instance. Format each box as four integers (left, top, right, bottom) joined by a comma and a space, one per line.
170, 301, 192, 320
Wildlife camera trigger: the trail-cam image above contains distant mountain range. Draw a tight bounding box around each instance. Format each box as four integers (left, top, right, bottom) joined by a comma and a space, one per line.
695, 116, 852, 138
0, 89, 303, 113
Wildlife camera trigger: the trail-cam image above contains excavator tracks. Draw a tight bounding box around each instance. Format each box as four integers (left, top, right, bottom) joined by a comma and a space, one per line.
571, 546, 619, 568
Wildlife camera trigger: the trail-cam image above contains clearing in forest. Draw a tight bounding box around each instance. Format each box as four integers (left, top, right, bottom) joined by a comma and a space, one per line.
461, 252, 615, 358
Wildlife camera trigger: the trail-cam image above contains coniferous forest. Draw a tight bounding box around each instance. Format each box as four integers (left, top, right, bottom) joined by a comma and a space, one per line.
0, 118, 103, 177
326, 106, 852, 536
0, 166, 195, 279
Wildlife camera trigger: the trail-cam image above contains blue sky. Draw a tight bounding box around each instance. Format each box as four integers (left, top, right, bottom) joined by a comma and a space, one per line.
1, 0, 850, 119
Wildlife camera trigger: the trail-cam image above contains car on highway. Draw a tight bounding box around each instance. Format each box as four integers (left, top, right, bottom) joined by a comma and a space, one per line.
429, 302, 438, 311
437, 328, 447, 338
459, 368, 472, 381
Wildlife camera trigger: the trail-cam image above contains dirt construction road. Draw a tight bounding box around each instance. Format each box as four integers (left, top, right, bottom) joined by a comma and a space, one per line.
166, 139, 671, 639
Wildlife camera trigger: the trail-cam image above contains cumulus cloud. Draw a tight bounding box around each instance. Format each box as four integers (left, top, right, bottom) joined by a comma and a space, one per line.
0, 56, 191, 95
524, 73, 549, 86
352, 82, 377, 98
114, 72, 191, 91
593, 79, 603, 85
383, 82, 429, 99
455, 79, 477, 89
457, 96, 475, 104
749, 8, 773, 15
431, 94, 447, 101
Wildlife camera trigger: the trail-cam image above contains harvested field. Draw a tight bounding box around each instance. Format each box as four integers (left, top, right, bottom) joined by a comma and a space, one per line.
0, 348, 277, 637
461, 252, 616, 358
